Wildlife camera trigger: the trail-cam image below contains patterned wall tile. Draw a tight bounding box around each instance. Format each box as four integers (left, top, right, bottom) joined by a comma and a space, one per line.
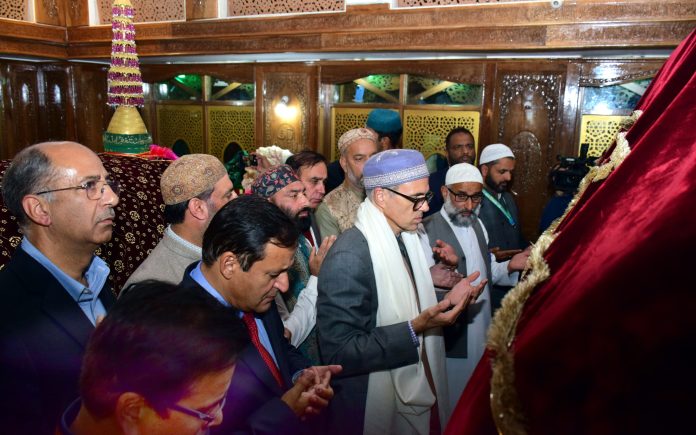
207, 105, 255, 160
228, 0, 344, 17
0, 0, 27, 20
404, 109, 479, 160
578, 114, 629, 158
99, 0, 185, 24
156, 105, 204, 154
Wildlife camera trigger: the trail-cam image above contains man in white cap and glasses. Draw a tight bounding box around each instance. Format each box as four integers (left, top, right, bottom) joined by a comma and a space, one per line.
419, 162, 530, 410
477, 143, 528, 311
317, 149, 487, 435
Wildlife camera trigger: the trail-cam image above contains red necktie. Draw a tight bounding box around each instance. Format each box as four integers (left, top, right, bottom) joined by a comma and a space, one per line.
242, 312, 284, 388
303, 229, 315, 248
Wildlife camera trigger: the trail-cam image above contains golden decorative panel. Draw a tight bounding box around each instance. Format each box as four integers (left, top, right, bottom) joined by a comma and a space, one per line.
227, 0, 344, 17
0, 0, 27, 20
263, 72, 310, 152
578, 115, 629, 158
207, 106, 255, 160
403, 109, 480, 160
99, 0, 184, 24
397, 0, 537, 6
156, 105, 204, 154
330, 107, 373, 160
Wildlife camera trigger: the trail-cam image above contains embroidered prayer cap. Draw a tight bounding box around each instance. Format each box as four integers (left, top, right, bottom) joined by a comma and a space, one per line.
479, 143, 515, 165
445, 163, 483, 186
251, 164, 300, 199
363, 149, 429, 190
160, 154, 227, 205
366, 109, 402, 134
338, 128, 378, 155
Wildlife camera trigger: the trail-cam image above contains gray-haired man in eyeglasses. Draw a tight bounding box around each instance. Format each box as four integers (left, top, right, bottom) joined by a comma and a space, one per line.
418, 162, 530, 411
0, 141, 120, 433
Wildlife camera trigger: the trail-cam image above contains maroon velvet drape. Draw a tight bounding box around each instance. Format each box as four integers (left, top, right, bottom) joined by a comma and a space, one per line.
446, 29, 696, 435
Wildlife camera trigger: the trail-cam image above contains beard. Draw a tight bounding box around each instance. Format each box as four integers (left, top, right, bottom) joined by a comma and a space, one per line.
279, 204, 313, 232
485, 173, 508, 193
345, 167, 363, 188
296, 211, 312, 232
444, 198, 480, 227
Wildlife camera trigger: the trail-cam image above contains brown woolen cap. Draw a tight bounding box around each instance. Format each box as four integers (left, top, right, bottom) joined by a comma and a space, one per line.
160, 154, 227, 205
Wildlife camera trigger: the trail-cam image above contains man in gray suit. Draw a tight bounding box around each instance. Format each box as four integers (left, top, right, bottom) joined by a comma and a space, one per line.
420, 162, 529, 410
317, 149, 486, 435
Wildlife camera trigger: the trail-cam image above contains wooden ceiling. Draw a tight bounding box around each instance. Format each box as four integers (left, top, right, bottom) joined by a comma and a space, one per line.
0, 1, 694, 61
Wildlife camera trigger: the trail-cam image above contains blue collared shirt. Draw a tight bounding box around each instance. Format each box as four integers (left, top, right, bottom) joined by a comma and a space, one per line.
21, 238, 108, 326
189, 262, 280, 367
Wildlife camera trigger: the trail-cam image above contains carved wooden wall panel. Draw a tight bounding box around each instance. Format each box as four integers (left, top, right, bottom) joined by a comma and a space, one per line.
493, 65, 567, 242
63, 1, 694, 59
0, 0, 27, 21
35, 0, 65, 26
397, 0, 535, 6
67, 0, 89, 27
227, 0, 344, 17
156, 105, 204, 154
259, 66, 318, 152
579, 60, 664, 87
187, 0, 217, 20
98, 0, 185, 24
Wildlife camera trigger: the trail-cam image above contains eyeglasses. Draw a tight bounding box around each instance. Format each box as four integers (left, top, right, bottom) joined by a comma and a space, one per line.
34, 177, 121, 200
446, 187, 483, 204
384, 187, 433, 211
170, 396, 226, 426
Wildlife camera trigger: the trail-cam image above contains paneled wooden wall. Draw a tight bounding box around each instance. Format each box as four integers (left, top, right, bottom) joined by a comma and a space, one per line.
0, 56, 662, 240
0, 61, 111, 159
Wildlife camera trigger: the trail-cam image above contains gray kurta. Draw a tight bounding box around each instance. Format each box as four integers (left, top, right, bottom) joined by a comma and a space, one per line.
123, 227, 200, 289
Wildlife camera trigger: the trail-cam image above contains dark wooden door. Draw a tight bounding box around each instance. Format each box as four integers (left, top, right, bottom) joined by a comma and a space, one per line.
490, 62, 570, 243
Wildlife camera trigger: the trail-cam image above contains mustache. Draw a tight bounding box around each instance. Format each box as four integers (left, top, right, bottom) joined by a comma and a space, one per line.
98, 209, 116, 221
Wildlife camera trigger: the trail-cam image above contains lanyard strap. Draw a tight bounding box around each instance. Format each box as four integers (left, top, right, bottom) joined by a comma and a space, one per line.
483, 190, 516, 227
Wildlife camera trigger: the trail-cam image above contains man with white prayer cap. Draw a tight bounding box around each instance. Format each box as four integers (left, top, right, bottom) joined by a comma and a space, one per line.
419, 162, 530, 410
317, 149, 487, 435
477, 143, 528, 311
477, 143, 527, 254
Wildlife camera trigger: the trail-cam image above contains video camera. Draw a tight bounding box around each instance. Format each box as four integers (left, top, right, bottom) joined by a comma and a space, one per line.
550, 143, 594, 193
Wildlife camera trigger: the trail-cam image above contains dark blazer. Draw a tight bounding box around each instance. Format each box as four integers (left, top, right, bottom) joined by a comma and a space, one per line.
423, 212, 491, 357
478, 187, 527, 310
180, 267, 310, 435
478, 187, 527, 251
0, 248, 116, 434
317, 228, 419, 435
425, 165, 448, 217
324, 160, 344, 194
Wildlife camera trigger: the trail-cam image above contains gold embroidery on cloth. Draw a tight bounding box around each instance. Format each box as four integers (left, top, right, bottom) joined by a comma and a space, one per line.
324, 184, 364, 233
487, 110, 640, 435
